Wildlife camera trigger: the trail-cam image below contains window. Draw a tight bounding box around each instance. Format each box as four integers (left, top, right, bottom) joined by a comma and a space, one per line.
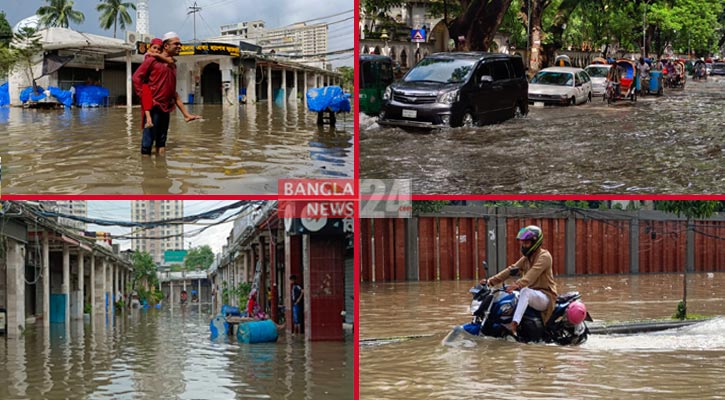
491, 61, 511, 81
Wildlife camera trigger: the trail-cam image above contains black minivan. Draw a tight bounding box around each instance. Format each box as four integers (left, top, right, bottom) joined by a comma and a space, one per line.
378, 52, 528, 129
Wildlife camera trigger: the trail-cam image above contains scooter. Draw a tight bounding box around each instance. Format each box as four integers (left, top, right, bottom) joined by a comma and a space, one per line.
454, 262, 592, 345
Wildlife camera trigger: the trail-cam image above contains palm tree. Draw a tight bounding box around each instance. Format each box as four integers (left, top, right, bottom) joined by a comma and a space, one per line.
36, 0, 85, 29
96, 0, 136, 39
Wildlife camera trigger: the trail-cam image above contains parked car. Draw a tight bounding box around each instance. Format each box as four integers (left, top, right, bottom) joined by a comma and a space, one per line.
584, 64, 612, 96
710, 62, 725, 76
528, 67, 593, 106
378, 52, 528, 129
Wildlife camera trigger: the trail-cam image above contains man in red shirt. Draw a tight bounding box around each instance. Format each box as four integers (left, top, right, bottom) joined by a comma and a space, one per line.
133, 32, 200, 155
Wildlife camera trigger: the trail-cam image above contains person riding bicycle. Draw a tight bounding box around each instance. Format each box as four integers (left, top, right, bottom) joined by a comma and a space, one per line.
479, 225, 558, 337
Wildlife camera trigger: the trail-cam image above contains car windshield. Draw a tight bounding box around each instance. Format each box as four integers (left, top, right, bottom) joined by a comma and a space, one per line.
404, 58, 476, 83
531, 71, 574, 86
585, 67, 610, 78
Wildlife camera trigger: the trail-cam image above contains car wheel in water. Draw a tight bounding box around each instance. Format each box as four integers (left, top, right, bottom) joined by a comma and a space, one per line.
588, 92, 592, 103
570, 97, 576, 106
514, 102, 527, 118
461, 112, 475, 128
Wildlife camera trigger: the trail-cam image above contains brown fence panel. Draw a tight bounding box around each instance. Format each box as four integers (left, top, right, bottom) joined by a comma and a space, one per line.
361, 219, 372, 282
373, 219, 387, 281
575, 219, 629, 275
476, 218, 487, 280
439, 218, 455, 280
694, 221, 725, 272
458, 218, 475, 280
639, 220, 686, 273
418, 217, 436, 281
394, 219, 406, 281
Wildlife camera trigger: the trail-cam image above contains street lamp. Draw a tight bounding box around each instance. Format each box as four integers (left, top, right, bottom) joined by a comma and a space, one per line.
380, 29, 390, 56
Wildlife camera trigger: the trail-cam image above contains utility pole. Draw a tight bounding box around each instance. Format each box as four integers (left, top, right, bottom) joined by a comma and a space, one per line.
188, 1, 202, 43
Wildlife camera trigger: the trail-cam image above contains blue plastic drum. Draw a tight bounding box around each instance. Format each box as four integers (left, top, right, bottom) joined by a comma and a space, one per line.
237, 320, 279, 344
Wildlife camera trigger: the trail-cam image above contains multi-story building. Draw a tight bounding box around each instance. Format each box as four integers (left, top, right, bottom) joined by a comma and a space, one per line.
219, 20, 266, 39
42, 200, 88, 231
131, 200, 184, 265
219, 20, 328, 58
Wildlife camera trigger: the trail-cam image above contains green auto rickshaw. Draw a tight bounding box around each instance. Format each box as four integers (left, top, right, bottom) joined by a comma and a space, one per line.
359, 54, 394, 116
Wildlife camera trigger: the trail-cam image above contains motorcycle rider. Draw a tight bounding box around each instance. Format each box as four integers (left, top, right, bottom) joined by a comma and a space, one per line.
479, 225, 557, 337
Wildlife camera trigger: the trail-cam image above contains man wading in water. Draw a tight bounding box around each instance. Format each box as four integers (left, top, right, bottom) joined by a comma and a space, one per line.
133, 32, 201, 156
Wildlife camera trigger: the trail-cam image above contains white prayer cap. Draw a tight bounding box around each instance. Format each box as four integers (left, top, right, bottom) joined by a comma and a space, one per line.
162, 32, 179, 41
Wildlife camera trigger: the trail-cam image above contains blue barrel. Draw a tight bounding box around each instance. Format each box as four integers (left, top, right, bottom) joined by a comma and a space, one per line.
209, 314, 229, 340
237, 320, 278, 343
188, 93, 194, 104
649, 71, 661, 92
222, 305, 241, 316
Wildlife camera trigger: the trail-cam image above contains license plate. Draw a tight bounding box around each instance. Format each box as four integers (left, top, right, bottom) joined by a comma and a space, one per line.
534, 102, 544, 108
402, 109, 417, 118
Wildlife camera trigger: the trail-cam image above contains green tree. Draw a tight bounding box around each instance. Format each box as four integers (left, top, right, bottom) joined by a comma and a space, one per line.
413, 200, 450, 215
655, 201, 719, 320
363, 0, 513, 51
37, 0, 85, 29
96, 0, 136, 39
338, 66, 354, 93
131, 251, 158, 290
0, 11, 13, 47
9, 27, 43, 87
184, 245, 215, 271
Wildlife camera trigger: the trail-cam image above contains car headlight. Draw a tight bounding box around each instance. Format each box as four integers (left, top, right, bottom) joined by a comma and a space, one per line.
383, 86, 392, 101
437, 89, 459, 105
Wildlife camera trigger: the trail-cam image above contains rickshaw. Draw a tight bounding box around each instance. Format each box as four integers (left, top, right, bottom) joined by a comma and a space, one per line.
664, 60, 686, 89
359, 54, 394, 116
554, 55, 572, 67
603, 59, 638, 104
693, 59, 707, 81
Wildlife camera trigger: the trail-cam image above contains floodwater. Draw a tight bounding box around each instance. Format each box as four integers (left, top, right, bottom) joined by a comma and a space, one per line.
360, 272, 725, 399
0, 304, 353, 399
360, 77, 725, 194
0, 103, 354, 194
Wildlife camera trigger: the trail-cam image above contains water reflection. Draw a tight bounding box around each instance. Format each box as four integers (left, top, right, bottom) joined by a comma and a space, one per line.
360, 273, 725, 399
0, 305, 353, 399
0, 104, 353, 194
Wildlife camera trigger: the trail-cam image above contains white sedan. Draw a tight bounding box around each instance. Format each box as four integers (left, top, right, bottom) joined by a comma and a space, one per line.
528, 67, 593, 106
584, 64, 612, 96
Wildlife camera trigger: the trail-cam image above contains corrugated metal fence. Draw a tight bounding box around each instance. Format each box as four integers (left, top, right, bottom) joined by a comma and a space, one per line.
360, 207, 725, 282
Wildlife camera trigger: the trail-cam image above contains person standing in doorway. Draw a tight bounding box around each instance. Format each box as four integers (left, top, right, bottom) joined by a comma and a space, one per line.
132, 32, 201, 156
290, 275, 304, 335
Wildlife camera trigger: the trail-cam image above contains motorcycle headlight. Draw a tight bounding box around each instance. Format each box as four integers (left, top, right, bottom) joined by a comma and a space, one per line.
383, 86, 392, 101
437, 89, 459, 105
470, 300, 482, 314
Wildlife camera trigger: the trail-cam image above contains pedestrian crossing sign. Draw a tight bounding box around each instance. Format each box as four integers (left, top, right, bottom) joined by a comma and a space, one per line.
411, 29, 426, 43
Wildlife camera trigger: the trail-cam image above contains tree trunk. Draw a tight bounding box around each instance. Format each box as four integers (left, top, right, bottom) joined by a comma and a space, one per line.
528, 0, 544, 73
448, 0, 513, 51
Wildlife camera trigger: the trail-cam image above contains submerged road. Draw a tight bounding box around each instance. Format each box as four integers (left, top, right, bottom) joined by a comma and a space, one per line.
360, 77, 725, 194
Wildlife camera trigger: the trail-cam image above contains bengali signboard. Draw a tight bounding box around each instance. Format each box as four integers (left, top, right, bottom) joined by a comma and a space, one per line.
179, 42, 241, 57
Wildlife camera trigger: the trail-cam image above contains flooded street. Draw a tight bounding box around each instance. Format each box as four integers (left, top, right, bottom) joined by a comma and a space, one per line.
0, 104, 353, 194
0, 305, 353, 399
360, 78, 725, 194
360, 273, 725, 399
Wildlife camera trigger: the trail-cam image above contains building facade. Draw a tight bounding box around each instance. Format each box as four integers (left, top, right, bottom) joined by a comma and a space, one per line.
220, 20, 328, 58
131, 200, 184, 264
41, 200, 88, 231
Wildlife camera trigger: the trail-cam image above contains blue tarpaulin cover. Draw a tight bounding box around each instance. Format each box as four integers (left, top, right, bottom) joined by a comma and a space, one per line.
0, 82, 9, 106
75, 84, 109, 107
18, 85, 73, 107
306, 86, 351, 113
20, 86, 47, 103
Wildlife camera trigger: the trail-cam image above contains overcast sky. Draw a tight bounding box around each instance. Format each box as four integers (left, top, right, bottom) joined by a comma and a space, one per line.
85, 200, 244, 255
1, 0, 353, 66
